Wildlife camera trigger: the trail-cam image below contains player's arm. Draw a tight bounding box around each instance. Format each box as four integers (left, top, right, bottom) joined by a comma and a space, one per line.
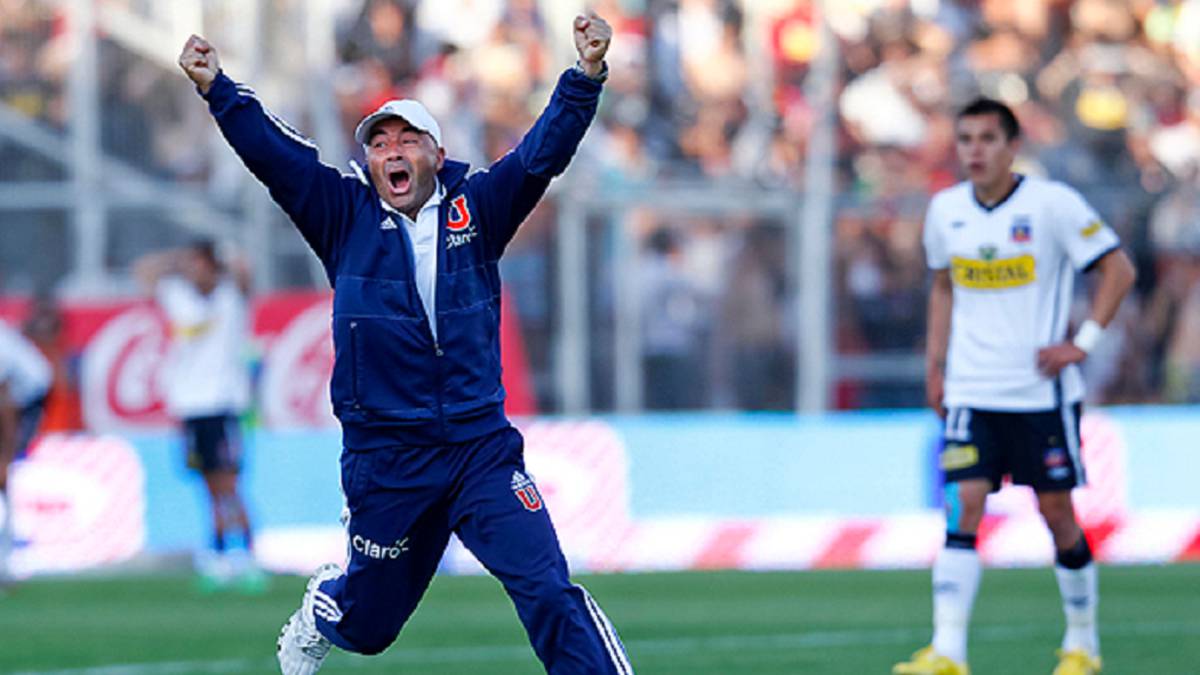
1037, 185, 1137, 376
228, 253, 253, 296
926, 269, 952, 419
178, 35, 355, 272
470, 12, 610, 258
922, 198, 952, 418
1080, 248, 1136, 327
132, 250, 182, 293
1037, 248, 1135, 376
0, 381, 18, 490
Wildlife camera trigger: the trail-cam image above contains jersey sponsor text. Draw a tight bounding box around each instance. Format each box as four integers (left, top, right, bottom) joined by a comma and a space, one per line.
950, 254, 1036, 289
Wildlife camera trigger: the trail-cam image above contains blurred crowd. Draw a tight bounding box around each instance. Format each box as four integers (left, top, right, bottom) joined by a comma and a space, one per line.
3, 0, 1200, 410
0, 0, 204, 177
820, 0, 1200, 409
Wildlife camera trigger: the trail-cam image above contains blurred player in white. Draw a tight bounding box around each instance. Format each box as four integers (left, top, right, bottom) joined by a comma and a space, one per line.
135, 240, 260, 591
0, 320, 51, 584
894, 99, 1136, 675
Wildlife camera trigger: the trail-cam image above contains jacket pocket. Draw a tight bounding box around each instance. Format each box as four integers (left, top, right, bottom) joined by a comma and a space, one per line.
330, 316, 356, 411
438, 301, 504, 415
351, 316, 438, 420
349, 320, 361, 404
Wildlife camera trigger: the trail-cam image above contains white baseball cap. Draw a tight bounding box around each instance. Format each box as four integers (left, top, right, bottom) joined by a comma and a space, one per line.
354, 99, 443, 148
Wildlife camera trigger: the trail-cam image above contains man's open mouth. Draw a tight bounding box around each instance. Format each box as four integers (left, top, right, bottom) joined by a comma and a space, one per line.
387, 168, 411, 194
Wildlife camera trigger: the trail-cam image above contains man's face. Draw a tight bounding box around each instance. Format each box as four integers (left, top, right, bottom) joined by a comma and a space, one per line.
183, 249, 218, 291
366, 118, 445, 215
955, 113, 1018, 188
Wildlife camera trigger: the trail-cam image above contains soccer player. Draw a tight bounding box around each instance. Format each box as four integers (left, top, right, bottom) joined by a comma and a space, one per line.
0, 320, 51, 583
135, 241, 260, 591
179, 11, 633, 675
893, 98, 1136, 675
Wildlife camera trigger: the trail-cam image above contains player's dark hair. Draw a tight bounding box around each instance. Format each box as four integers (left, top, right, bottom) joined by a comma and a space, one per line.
187, 238, 221, 269
957, 97, 1020, 140
647, 227, 678, 255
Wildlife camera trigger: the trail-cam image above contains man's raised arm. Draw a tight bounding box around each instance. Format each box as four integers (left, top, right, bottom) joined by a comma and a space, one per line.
179, 35, 355, 271
471, 12, 612, 257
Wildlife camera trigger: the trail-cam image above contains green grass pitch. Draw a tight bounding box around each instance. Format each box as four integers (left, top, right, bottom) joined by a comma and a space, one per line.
2, 565, 1197, 674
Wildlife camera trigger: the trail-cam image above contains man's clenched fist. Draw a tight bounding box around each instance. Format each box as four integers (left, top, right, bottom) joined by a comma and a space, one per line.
573, 11, 612, 78
179, 34, 220, 94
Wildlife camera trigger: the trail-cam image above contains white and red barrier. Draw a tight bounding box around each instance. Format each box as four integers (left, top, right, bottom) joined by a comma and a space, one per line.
6, 433, 146, 578
251, 415, 1200, 575
255, 510, 1200, 576
572, 510, 1200, 572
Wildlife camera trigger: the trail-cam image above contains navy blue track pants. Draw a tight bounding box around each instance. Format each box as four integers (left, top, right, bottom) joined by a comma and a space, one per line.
312, 425, 633, 674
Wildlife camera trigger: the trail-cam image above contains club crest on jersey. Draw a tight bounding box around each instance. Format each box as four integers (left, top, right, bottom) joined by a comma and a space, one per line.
511, 470, 543, 512
446, 195, 478, 249
1011, 216, 1031, 243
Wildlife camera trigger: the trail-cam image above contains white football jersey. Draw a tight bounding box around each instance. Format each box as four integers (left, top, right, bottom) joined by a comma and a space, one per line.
923, 176, 1120, 411
0, 321, 51, 407
156, 277, 250, 418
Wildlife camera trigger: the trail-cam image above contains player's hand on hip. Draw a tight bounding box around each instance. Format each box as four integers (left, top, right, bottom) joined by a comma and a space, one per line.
1037, 342, 1086, 377
573, 10, 612, 77
179, 34, 220, 95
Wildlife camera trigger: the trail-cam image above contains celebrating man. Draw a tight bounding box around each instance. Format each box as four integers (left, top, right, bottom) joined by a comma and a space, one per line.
180, 10, 631, 675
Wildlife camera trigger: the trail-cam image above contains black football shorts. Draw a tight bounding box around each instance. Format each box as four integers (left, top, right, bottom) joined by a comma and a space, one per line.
939, 403, 1084, 492
182, 413, 243, 473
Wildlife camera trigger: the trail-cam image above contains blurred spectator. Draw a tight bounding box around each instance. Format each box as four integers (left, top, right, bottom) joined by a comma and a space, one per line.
0, 319, 51, 583
22, 294, 82, 432
718, 225, 792, 410
0, 1, 60, 123
640, 227, 708, 409
339, 0, 442, 86
416, 0, 504, 52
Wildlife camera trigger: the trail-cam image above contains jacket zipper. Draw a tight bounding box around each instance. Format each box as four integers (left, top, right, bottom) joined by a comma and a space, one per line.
433, 193, 447, 438
349, 320, 361, 408
433, 335, 445, 437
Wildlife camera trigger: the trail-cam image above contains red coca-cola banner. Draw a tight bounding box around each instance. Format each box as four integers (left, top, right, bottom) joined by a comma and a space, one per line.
1, 290, 535, 432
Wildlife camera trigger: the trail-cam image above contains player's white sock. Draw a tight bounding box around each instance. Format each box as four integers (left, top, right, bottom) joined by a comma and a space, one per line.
1055, 561, 1099, 655
1055, 533, 1099, 655
931, 541, 981, 664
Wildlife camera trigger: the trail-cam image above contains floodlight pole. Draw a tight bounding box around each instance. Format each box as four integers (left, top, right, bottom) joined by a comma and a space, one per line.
556, 197, 590, 414
68, 0, 106, 295
303, 0, 345, 289
797, 8, 838, 414
613, 212, 642, 413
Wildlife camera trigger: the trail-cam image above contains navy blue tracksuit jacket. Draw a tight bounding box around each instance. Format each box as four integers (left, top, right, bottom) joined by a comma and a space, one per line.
203, 68, 632, 674
207, 69, 593, 449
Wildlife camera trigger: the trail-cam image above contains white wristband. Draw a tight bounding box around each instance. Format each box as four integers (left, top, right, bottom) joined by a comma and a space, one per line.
1072, 319, 1104, 354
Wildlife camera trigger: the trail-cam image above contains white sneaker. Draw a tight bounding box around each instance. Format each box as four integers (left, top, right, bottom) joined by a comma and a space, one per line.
277, 563, 343, 675
194, 549, 235, 593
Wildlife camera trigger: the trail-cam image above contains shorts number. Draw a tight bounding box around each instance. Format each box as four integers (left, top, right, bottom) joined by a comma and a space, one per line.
944, 408, 972, 442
